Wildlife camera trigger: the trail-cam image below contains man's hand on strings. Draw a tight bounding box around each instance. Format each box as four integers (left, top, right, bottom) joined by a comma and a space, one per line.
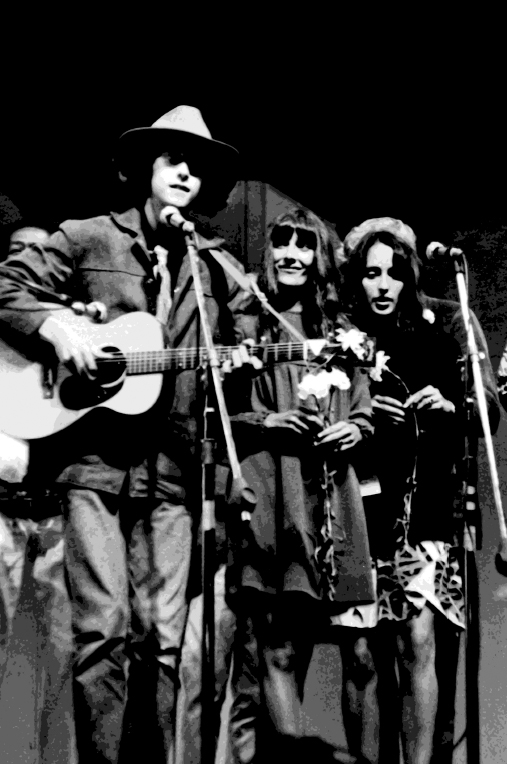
39, 309, 99, 378
404, 385, 455, 414
316, 421, 362, 451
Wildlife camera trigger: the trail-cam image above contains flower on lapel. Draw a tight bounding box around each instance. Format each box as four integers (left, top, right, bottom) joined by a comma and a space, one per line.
369, 350, 391, 382
422, 308, 435, 324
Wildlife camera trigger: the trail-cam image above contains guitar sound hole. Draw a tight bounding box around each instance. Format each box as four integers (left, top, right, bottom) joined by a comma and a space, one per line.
96, 346, 127, 386
59, 347, 127, 410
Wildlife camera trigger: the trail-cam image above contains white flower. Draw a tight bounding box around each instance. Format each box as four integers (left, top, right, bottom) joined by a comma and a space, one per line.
369, 350, 391, 382
335, 327, 368, 359
326, 368, 351, 390
498, 350, 507, 379
422, 308, 435, 324
298, 368, 351, 400
298, 370, 332, 400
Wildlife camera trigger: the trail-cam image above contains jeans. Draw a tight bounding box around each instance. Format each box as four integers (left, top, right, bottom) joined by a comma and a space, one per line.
65, 488, 193, 764
175, 564, 236, 764
0, 512, 75, 763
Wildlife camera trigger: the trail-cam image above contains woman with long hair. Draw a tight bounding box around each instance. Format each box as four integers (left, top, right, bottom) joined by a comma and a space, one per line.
227, 207, 375, 763
336, 217, 498, 764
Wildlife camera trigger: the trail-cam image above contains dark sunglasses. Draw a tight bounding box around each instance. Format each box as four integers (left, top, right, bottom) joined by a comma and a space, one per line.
270, 225, 318, 250
160, 150, 207, 178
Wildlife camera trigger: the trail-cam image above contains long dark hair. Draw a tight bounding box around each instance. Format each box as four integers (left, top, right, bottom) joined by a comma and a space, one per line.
257, 208, 343, 338
342, 229, 427, 333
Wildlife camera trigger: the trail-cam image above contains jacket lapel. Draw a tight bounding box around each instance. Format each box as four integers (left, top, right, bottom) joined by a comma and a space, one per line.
169, 232, 225, 315
111, 208, 154, 275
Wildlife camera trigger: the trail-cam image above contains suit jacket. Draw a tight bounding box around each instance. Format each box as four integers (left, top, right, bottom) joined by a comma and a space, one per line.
0, 207, 246, 503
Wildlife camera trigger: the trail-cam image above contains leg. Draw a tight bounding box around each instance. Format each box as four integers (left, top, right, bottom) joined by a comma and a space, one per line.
257, 596, 318, 752
34, 516, 77, 764
228, 603, 263, 764
340, 630, 380, 764
229, 595, 313, 764
124, 499, 193, 764
0, 513, 25, 663
340, 625, 400, 764
397, 606, 437, 764
175, 563, 236, 764
431, 615, 461, 764
65, 488, 130, 764
0, 526, 41, 764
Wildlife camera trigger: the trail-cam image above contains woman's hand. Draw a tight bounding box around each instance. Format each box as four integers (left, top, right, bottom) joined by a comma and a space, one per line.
264, 410, 323, 435
372, 395, 406, 425
315, 421, 362, 451
404, 385, 456, 414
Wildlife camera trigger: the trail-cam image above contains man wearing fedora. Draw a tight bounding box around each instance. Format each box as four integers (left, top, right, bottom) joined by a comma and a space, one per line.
0, 105, 247, 763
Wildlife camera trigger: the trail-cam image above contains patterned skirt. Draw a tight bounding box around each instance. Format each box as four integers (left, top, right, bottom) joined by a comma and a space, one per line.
332, 539, 466, 630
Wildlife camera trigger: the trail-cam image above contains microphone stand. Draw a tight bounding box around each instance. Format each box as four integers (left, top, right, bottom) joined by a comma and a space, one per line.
182, 222, 256, 764
451, 249, 504, 763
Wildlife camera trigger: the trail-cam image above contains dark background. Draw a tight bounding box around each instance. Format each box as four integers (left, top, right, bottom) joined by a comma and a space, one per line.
2, 61, 507, 363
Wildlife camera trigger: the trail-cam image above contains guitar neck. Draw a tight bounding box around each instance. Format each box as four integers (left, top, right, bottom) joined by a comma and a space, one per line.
124, 342, 315, 375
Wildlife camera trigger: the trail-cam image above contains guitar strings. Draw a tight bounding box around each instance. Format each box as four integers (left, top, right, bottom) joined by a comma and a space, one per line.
91, 342, 338, 363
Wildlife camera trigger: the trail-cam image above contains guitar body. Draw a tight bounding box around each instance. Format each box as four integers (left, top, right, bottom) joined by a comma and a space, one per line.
0, 312, 164, 440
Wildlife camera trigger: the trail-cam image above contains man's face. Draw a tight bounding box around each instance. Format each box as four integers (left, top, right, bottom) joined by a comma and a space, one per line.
8, 227, 49, 257
151, 151, 202, 209
271, 224, 317, 287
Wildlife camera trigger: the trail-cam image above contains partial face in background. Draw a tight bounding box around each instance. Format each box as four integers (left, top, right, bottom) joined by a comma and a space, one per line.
8, 226, 50, 257
151, 151, 202, 209
271, 224, 317, 286
362, 241, 405, 315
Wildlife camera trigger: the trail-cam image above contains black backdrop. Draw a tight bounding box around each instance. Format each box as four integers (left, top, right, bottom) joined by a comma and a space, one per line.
3, 76, 506, 365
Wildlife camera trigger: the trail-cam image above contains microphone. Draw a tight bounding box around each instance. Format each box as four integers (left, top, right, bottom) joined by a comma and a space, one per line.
159, 206, 195, 234
426, 241, 464, 260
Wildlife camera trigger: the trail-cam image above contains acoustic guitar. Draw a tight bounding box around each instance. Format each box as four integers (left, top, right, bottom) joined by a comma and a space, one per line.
0, 311, 373, 440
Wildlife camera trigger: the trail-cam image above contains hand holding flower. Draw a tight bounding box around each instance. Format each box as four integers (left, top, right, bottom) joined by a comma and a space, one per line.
372, 395, 407, 425
316, 421, 362, 451
264, 409, 323, 435
404, 385, 455, 414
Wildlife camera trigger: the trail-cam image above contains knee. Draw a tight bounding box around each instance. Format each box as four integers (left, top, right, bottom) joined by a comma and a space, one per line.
344, 636, 376, 690
265, 640, 297, 673
399, 610, 436, 669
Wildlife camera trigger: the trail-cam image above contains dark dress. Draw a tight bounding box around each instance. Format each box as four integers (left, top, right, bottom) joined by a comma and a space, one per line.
230, 311, 375, 612
335, 311, 467, 628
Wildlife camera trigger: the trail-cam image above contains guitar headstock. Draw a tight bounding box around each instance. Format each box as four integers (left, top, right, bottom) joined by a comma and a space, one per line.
305, 335, 376, 366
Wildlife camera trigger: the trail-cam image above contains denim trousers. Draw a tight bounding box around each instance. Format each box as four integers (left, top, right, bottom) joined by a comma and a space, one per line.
65, 488, 193, 764
175, 563, 237, 764
0, 512, 75, 763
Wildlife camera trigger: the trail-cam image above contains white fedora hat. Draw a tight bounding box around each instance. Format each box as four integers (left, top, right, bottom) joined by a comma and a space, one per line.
117, 104, 239, 181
